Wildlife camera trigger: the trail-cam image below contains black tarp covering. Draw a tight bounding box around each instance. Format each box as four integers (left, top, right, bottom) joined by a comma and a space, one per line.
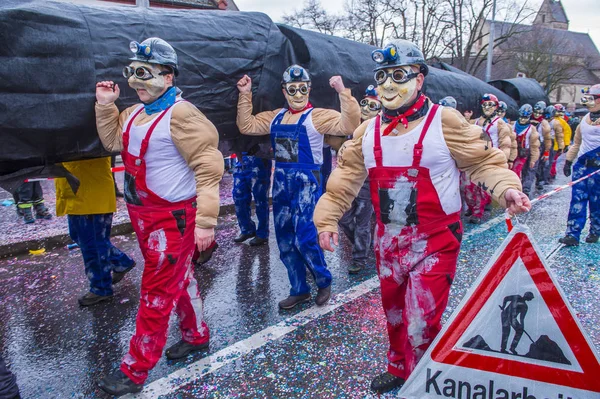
488, 78, 549, 109
1, 0, 528, 176
0, 0, 289, 175
278, 25, 519, 118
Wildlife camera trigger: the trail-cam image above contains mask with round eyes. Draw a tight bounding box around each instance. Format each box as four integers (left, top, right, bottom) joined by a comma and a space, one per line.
481, 101, 497, 117
126, 61, 171, 101
581, 94, 600, 111
375, 66, 419, 110
283, 83, 311, 111
360, 98, 382, 120
496, 110, 506, 119
518, 116, 530, 125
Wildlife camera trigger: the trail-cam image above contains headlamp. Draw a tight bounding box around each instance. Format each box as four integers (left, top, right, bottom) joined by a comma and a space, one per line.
371, 45, 398, 64
130, 41, 152, 58
290, 67, 303, 78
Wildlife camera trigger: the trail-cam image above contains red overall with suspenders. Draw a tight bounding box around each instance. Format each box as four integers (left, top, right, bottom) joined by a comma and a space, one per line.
368, 104, 462, 379
119, 103, 209, 384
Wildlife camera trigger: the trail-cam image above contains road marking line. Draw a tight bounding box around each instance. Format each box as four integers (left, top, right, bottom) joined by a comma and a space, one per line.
132, 206, 565, 397
130, 278, 381, 398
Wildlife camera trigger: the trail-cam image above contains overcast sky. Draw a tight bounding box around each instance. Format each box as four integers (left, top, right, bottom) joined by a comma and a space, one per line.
235, 0, 600, 50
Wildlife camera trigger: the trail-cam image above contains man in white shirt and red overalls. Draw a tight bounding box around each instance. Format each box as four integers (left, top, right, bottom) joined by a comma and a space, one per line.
314, 39, 531, 394
94, 38, 223, 396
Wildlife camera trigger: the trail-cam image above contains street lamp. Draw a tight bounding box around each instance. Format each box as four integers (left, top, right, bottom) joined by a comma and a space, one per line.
485, 0, 497, 82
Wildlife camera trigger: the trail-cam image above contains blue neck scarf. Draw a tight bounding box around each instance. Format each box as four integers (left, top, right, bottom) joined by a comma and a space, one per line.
144, 86, 178, 115
514, 121, 530, 135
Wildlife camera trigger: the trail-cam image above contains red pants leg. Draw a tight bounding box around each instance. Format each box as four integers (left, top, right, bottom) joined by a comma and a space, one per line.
376, 226, 460, 380
464, 183, 486, 218
512, 157, 526, 179
121, 201, 206, 384
175, 269, 210, 344
550, 151, 561, 178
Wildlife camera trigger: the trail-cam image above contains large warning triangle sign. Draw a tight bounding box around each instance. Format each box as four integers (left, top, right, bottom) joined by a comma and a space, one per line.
399, 226, 600, 399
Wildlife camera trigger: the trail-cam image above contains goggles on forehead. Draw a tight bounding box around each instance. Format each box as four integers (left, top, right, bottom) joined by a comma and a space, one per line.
360, 99, 382, 111
123, 65, 170, 81
284, 84, 309, 96
374, 68, 418, 85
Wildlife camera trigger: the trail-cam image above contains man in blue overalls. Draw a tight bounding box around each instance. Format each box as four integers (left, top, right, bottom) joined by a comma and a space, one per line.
560, 84, 600, 246
231, 139, 272, 246
236, 65, 360, 309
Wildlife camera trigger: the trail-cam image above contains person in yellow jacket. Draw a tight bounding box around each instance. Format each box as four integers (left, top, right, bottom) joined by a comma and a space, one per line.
56, 157, 135, 307
549, 104, 572, 181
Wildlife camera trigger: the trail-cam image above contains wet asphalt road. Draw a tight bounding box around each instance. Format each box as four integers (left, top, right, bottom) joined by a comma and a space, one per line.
0, 174, 599, 399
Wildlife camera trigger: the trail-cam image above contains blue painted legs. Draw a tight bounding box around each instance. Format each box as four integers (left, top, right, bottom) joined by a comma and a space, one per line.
565, 164, 600, 241
232, 156, 272, 239
68, 213, 135, 296
272, 167, 331, 296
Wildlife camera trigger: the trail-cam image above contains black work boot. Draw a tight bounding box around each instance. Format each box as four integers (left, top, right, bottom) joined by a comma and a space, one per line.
278, 293, 311, 310
234, 232, 255, 243
370, 372, 405, 394
468, 216, 481, 225
34, 203, 52, 220
78, 292, 112, 307
348, 263, 363, 274
315, 285, 331, 306
249, 236, 268, 246
559, 235, 579, 246
585, 234, 599, 243
112, 262, 136, 285
21, 207, 35, 224
97, 370, 143, 396
165, 339, 209, 360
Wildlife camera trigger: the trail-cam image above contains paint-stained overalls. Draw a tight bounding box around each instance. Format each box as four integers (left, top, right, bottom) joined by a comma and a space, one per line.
233, 155, 272, 239
365, 105, 462, 380
119, 103, 209, 385
512, 123, 536, 194
270, 108, 332, 296
566, 114, 600, 240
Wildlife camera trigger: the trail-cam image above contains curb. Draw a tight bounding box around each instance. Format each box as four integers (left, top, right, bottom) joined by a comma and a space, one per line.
0, 203, 237, 259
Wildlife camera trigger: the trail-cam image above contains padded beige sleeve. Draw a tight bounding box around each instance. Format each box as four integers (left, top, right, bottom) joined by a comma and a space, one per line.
236, 92, 280, 136
311, 89, 361, 136
95, 103, 140, 152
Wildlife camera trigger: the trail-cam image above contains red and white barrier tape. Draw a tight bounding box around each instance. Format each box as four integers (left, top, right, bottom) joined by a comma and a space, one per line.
23, 166, 126, 182
505, 168, 600, 231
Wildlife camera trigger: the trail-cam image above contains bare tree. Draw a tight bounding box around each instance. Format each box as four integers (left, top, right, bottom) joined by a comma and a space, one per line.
506, 26, 589, 95
441, 0, 535, 74
282, 0, 343, 35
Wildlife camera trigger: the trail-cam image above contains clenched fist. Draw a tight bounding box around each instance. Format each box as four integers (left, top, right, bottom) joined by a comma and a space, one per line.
237, 75, 252, 94
329, 76, 345, 94
96, 81, 120, 105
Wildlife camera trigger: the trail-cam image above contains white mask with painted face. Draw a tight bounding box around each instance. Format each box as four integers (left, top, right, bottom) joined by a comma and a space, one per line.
127, 61, 170, 103
376, 66, 418, 110
481, 101, 498, 118
360, 98, 382, 121
283, 83, 311, 111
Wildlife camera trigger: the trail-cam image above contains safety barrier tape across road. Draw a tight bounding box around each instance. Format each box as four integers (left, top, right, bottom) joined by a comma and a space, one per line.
505, 168, 600, 231
23, 166, 126, 182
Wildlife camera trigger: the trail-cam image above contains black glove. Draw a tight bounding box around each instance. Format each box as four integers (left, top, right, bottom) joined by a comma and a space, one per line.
563, 160, 573, 177
563, 146, 569, 154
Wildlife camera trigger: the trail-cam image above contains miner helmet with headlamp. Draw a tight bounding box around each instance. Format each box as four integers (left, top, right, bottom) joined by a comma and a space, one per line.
128, 37, 179, 76
533, 101, 547, 118
371, 39, 429, 80
518, 104, 533, 124
544, 105, 556, 120
438, 96, 457, 109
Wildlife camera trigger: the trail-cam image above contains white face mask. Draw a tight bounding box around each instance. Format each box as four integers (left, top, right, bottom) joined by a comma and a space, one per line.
360, 99, 381, 121
283, 83, 310, 111
376, 67, 418, 110
481, 102, 497, 117
127, 61, 169, 102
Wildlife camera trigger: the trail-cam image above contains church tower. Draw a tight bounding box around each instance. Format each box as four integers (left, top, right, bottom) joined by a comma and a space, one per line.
533, 0, 569, 30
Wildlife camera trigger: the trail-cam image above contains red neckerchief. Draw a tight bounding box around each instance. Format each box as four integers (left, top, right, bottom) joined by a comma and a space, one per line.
287, 102, 313, 115
532, 115, 543, 123
382, 94, 427, 136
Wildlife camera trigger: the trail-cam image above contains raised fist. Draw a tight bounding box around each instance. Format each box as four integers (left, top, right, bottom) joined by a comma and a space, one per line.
329, 76, 345, 94
237, 75, 252, 94
96, 81, 120, 105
